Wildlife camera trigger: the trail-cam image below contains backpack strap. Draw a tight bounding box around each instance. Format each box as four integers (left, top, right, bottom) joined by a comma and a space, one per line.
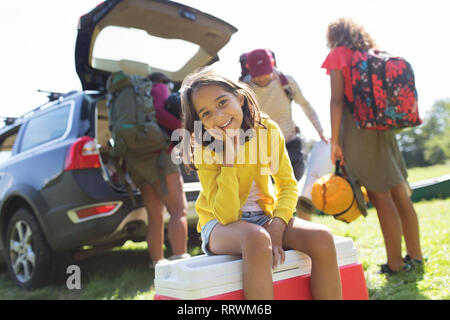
335, 159, 343, 177
335, 160, 368, 217
329, 160, 356, 218
276, 70, 294, 101
130, 75, 147, 128
114, 156, 138, 208
332, 196, 356, 218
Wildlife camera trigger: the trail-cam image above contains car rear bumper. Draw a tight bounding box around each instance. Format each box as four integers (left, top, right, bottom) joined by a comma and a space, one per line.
40, 169, 146, 252
39, 168, 201, 252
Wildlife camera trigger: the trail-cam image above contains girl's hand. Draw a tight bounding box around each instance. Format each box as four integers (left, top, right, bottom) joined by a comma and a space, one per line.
206, 126, 226, 142
330, 141, 344, 166
265, 218, 286, 269
206, 126, 237, 166
223, 134, 236, 166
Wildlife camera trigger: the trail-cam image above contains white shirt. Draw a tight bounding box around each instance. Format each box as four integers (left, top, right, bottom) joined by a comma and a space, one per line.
245, 73, 323, 142
240, 181, 263, 212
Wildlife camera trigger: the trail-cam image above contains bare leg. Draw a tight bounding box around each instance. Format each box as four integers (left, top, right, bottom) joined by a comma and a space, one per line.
368, 190, 405, 271
208, 221, 273, 300
152, 172, 188, 257
296, 209, 312, 221
281, 217, 342, 299
140, 183, 165, 262
390, 182, 422, 261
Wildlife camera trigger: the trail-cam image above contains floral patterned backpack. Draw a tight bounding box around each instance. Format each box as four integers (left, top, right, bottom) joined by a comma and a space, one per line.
348, 49, 422, 130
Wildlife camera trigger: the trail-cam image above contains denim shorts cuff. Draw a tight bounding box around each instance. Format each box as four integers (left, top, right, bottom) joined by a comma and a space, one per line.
200, 219, 219, 256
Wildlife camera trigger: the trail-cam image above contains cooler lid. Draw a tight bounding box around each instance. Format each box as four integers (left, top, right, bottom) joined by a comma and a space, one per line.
154, 236, 358, 299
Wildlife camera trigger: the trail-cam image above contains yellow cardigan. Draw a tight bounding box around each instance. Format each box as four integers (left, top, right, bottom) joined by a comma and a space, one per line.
193, 118, 298, 232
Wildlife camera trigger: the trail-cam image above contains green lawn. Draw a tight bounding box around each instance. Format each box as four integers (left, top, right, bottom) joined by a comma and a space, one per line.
0, 164, 448, 300
313, 199, 449, 300
407, 161, 450, 183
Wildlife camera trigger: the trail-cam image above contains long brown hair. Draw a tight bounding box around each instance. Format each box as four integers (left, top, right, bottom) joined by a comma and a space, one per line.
326, 17, 377, 51
180, 68, 266, 170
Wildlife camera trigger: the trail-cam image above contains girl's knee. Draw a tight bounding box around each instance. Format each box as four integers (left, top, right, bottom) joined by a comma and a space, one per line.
390, 182, 412, 200
165, 191, 188, 218
167, 205, 187, 219
309, 226, 336, 258
241, 226, 272, 253
312, 225, 334, 242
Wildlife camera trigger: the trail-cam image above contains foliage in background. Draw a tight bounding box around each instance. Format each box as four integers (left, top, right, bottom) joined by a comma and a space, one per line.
396, 99, 450, 168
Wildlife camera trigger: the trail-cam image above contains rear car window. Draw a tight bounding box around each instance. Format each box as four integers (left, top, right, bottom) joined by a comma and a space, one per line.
20, 104, 71, 152
93, 26, 200, 72
0, 127, 20, 164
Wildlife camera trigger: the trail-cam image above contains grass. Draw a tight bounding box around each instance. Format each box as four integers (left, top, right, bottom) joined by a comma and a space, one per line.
0, 241, 156, 300
407, 161, 450, 183
0, 164, 449, 300
313, 199, 449, 300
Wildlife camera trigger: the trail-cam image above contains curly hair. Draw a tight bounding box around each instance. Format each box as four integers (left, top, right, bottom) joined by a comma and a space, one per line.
326, 18, 377, 51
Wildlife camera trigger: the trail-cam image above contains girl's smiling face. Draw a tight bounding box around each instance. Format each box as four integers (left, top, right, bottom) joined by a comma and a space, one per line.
192, 85, 244, 137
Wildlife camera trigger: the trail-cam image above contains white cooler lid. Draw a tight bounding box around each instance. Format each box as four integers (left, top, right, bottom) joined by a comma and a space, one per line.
154, 235, 358, 299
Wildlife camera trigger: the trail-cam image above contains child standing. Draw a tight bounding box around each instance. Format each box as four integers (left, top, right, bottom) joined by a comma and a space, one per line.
180, 68, 342, 300
243, 48, 328, 221
321, 18, 423, 274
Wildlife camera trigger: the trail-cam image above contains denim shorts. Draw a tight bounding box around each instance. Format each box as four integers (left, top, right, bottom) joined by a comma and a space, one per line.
200, 211, 271, 255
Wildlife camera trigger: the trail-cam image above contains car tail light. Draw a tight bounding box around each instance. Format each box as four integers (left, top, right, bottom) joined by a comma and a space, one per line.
68, 201, 122, 223
64, 136, 101, 171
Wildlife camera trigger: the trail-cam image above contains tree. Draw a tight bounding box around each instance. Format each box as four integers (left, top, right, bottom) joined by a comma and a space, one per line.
396, 98, 450, 167
396, 127, 427, 167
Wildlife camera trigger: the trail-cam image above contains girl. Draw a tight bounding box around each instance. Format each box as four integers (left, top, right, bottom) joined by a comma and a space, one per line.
180, 68, 342, 300
322, 18, 423, 274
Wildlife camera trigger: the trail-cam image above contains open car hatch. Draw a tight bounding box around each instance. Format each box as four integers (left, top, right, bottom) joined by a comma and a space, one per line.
75, 0, 238, 91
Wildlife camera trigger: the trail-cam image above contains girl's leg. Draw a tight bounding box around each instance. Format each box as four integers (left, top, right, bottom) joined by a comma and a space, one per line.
296, 209, 312, 221
368, 190, 405, 271
152, 172, 188, 257
208, 220, 273, 300
140, 183, 165, 262
281, 217, 342, 300
390, 182, 422, 261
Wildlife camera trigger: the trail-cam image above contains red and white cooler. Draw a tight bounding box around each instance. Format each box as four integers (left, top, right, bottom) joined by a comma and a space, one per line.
154, 235, 368, 300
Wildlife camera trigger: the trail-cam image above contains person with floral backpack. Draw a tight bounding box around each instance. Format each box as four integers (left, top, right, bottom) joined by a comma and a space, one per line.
321, 18, 424, 275
348, 49, 422, 130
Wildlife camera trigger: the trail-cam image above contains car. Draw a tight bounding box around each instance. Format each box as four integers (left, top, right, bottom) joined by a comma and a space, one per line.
0, 0, 237, 289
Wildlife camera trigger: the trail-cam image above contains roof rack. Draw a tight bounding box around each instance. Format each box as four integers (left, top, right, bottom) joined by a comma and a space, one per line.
38, 89, 64, 102
0, 116, 18, 127
1, 89, 104, 131
1, 90, 86, 130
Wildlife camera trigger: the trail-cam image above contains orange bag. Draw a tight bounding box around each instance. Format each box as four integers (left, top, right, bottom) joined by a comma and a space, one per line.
311, 161, 368, 223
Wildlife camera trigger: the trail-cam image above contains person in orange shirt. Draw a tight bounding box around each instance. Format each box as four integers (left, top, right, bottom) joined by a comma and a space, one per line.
180, 68, 342, 300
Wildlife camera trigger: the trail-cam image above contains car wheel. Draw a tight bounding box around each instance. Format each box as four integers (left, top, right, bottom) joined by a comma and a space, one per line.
5, 207, 52, 289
